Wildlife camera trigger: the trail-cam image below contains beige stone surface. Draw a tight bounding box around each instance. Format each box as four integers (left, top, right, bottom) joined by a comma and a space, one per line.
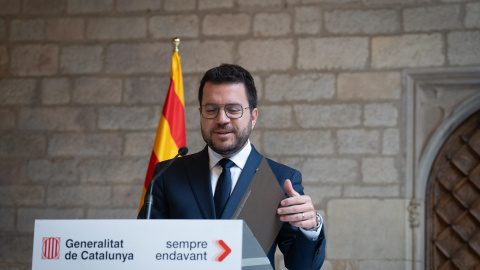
382, 128, 400, 155
265, 73, 335, 102
465, 3, 480, 28
359, 260, 407, 270
238, 0, 282, 6
10, 19, 44, 41
0, 108, 15, 130
19, 107, 96, 131
78, 158, 146, 184
98, 106, 160, 130
298, 37, 369, 70
338, 72, 401, 100
372, 34, 444, 68
116, 0, 161, 11
67, 0, 113, 14
338, 129, 380, 154
164, 0, 195, 11
403, 5, 462, 32
0, 79, 36, 105
362, 157, 398, 183
0, 21, 5, 40
294, 104, 361, 128
184, 105, 201, 129
0, 45, 7, 76
300, 158, 358, 184
364, 103, 398, 127
124, 132, 156, 156
239, 39, 294, 71
199, 0, 234, 9
0, 0, 21, 14
0, 209, 14, 231
344, 185, 400, 198
113, 185, 144, 208
87, 17, 147, 40
47, 133, 122, 157
0, 134, 47, 157
253, 13, 291, 37
41, 78, 71, 104
72, 77, 122, 104
256, 105, 292, 128
448, 31, 480, 65
124, 77, 169, 104
150, 15, 199, 38
11, 44, 58, 76
327, 199, 408, 259
203, 14, 250, 36
46, 18, 84, 40
60, 45, 102, 74
264, 130, 334, 155
0, 186, 44, 207
105, 42, 172, 74
294, 6, 322, 34
181, 40, 234, 73
325, 9, 399, 34
27, 158, 78, 183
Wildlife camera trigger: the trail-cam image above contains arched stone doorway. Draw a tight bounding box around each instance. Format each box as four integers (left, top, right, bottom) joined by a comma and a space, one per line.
405, 67, 480, 270
426, 110, 480, 269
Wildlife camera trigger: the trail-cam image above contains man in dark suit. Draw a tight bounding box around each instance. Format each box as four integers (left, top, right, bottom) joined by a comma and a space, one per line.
138, 64, 325, 269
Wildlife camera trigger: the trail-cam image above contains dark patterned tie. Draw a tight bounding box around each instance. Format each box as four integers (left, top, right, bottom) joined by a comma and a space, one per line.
214, 159, 234, 219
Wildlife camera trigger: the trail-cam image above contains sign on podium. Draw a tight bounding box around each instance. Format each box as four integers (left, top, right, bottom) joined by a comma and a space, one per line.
32, 219, 272, 270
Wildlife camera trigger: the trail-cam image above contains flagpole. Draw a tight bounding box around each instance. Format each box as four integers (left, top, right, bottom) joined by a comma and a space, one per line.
173, 37, 180, 52
139, 37, 186, 213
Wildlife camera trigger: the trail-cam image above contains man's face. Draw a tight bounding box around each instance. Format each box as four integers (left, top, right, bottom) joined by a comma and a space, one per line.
200, 82, 258, 157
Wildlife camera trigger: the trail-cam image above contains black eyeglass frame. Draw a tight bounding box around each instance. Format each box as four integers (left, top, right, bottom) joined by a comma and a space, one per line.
200, 103, 250, 119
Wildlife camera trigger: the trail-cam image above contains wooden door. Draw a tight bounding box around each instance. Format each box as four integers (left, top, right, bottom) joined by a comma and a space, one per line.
427, 109, 480, 270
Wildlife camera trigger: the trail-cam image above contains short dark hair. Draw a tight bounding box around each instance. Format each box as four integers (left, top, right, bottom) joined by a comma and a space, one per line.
198, 64, 257, 110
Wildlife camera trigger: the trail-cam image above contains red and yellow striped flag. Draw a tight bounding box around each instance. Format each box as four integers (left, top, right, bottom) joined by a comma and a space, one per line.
139, 41, 186, 210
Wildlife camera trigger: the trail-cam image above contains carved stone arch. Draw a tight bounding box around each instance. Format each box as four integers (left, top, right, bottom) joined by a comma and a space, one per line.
404, 67, 480, 270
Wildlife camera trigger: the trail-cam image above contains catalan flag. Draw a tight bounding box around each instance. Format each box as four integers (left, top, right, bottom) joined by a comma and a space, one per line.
139, 39, 186, 210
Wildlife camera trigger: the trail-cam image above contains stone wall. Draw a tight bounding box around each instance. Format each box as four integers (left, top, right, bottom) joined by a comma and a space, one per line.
1, 0, 479, 269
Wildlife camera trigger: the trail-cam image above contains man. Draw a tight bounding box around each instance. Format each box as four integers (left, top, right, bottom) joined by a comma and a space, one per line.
138, 64, 325, 269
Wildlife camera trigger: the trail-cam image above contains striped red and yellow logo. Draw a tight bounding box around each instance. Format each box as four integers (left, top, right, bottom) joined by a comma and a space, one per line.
42, 237, 60, 260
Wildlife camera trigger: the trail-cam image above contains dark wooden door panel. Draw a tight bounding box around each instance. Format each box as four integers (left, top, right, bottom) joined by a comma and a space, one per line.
427, 110, 480, 270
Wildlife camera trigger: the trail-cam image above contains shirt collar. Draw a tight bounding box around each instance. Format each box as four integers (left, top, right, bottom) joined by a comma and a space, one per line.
208, 140, 252, 170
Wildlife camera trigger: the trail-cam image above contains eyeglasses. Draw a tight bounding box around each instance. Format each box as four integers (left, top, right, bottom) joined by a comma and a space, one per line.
200, 104, 250, 119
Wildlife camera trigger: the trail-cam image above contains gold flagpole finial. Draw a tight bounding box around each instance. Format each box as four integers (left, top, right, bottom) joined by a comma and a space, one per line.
173, 37, 180, 52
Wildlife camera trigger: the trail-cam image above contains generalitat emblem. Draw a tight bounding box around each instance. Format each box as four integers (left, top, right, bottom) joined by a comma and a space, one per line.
42, 237, 60, 260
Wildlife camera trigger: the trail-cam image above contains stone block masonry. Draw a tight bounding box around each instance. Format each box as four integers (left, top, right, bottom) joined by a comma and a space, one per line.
0, 1, 479, 270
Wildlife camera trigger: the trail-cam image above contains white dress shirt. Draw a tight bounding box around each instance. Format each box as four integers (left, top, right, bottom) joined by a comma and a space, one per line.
208, 141, 251, 195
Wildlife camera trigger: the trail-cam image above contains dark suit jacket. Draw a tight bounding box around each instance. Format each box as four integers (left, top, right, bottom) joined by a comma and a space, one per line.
138, 145, 325, 270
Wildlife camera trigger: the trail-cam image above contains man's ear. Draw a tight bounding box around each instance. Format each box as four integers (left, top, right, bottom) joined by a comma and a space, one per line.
251, 108, 258, 129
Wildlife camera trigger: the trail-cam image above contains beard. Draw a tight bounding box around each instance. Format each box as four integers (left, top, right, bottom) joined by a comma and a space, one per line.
201, 119, 252, 157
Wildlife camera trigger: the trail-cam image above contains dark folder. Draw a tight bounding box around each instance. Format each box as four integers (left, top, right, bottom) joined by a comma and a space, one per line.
232, 158, 286, 255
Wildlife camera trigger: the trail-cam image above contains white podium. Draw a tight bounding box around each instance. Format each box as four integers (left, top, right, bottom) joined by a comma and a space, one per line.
32, 219, 272, 270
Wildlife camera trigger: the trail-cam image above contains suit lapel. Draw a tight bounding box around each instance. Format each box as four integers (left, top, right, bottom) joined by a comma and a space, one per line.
221, 146, 264, 219
187, 147, 215, 219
